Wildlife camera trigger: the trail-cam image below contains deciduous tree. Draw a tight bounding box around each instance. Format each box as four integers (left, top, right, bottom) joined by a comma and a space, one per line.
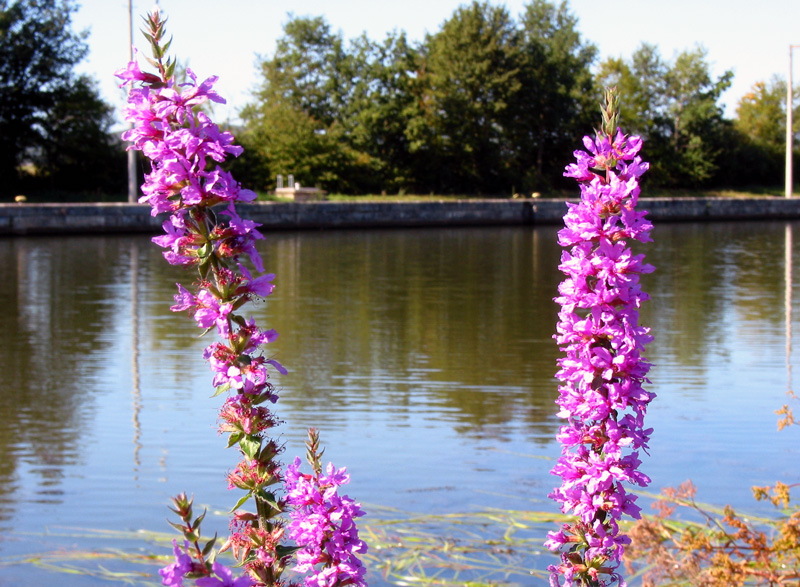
509, 0, 597, 191
0, 0, 122, 197
598, 44, 732, 187
239, 16, 368, 193
727, 76, 799, 186
417, 1, 521, 194
736, 76, 797, 154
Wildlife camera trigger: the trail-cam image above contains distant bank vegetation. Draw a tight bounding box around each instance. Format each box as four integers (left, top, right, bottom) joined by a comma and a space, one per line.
1, 0, 796, 201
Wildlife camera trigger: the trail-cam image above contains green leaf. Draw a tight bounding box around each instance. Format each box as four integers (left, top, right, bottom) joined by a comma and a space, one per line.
276, 544, 303, 559
212, 382, 231, 398
207, 549, 218, 565
240, 435, 260, 459
226, 431, 243, 448
197, 242, 212, 258
202, 534, 218, 557
229, 492, 251, 513
231, 296, 249, 312
192, 508, 207, 529
207, 284, 223, 299
199, 258, 212, 280
167, 520, 186, 533
256, 490, 280, 509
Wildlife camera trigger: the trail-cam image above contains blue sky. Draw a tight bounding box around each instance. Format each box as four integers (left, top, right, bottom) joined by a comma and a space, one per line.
74, 0, 799, 127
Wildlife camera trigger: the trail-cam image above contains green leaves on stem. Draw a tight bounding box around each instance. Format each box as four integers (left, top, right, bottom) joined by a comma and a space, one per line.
166, 493, 218, 571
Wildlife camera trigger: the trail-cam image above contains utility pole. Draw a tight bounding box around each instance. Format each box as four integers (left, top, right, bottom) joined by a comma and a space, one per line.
786, 45, 800, 199
127, 0, 137, 203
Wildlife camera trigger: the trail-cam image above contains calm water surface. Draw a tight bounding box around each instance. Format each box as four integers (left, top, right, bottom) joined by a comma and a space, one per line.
0, 221, 798, 585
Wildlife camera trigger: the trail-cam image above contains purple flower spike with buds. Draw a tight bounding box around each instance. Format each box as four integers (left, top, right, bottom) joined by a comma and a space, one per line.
546, 88, 655, 587
285, 430, 368, 587
117, 10, 366, 587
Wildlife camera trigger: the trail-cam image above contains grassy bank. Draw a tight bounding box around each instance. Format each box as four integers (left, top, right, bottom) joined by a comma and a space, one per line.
256, 186, 788, 202
4, 186, 788, 204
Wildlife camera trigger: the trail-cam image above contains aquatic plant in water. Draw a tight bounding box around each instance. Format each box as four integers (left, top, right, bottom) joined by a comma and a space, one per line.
545, 88, 655, 587
116, 11, 366, 587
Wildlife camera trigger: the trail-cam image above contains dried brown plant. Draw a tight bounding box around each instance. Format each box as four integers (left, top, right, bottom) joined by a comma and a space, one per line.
623, 394, 800, 587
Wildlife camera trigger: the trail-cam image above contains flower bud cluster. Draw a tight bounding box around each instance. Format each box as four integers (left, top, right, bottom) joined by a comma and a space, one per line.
546, 115, 655, 587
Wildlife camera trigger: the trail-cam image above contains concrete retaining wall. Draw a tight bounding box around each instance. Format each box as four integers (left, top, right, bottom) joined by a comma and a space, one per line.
2, 197, 800, 236
0, 203, 163, 235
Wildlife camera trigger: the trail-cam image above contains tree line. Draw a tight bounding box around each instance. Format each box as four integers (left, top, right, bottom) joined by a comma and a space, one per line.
1, 0, 797, 199
0, 0, 125, 199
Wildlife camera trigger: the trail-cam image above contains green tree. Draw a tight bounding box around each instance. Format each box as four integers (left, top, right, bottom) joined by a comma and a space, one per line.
415, 1, 521, 194
0, 0, 123, 197
239, 100, 364, 193
262, 15, 350, 127
597, 44, 668, 140
509, 0, 597, 191
34, 75, 124, 194
729, 76, 798, 185
340, 31, 422, 193
238, 2, 601, 195
735, 76, 797, 153
238, 16, 369, 193
665, 48, 733, 185
598, 44, 732, 187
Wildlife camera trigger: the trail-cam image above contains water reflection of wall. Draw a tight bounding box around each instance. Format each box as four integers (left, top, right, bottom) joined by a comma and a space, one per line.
0, 237, 136, 527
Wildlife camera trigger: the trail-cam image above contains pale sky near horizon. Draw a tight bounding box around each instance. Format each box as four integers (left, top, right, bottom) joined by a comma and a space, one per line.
73, 0, 800, 129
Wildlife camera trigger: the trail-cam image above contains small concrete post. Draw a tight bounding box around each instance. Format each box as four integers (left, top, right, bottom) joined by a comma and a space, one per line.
277, 174, 284, 189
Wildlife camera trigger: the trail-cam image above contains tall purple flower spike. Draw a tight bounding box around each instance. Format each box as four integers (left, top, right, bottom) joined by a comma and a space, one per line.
546, 90, 655, 587
115, 11, 366, 586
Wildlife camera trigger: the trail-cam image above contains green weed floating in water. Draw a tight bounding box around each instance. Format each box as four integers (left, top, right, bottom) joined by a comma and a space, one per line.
2, 505, 574, 587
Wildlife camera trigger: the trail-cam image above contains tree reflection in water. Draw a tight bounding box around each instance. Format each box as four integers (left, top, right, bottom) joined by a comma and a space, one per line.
0, 221, 797, 585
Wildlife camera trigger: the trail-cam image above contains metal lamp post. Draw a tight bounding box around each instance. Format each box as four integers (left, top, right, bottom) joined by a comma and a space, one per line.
127, 0, 137, 203
787, 45, 800, 199
127, 1, 162, 203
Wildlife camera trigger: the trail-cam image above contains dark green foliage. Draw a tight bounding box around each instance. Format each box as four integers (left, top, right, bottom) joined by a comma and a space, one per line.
508, 0, 597, 192
237, 1, 597, 195
233, 2, 788, 194
30, 74, 126, 195
722, 77, 797, 187
0, 0, 124, 198
597, 44, 734, 187
343, 31, 425, 193
236, 16, 368, 193
417, 1, 521, 194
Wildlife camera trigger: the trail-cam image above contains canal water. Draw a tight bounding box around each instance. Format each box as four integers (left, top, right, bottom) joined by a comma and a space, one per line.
0, 220, 797, 585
